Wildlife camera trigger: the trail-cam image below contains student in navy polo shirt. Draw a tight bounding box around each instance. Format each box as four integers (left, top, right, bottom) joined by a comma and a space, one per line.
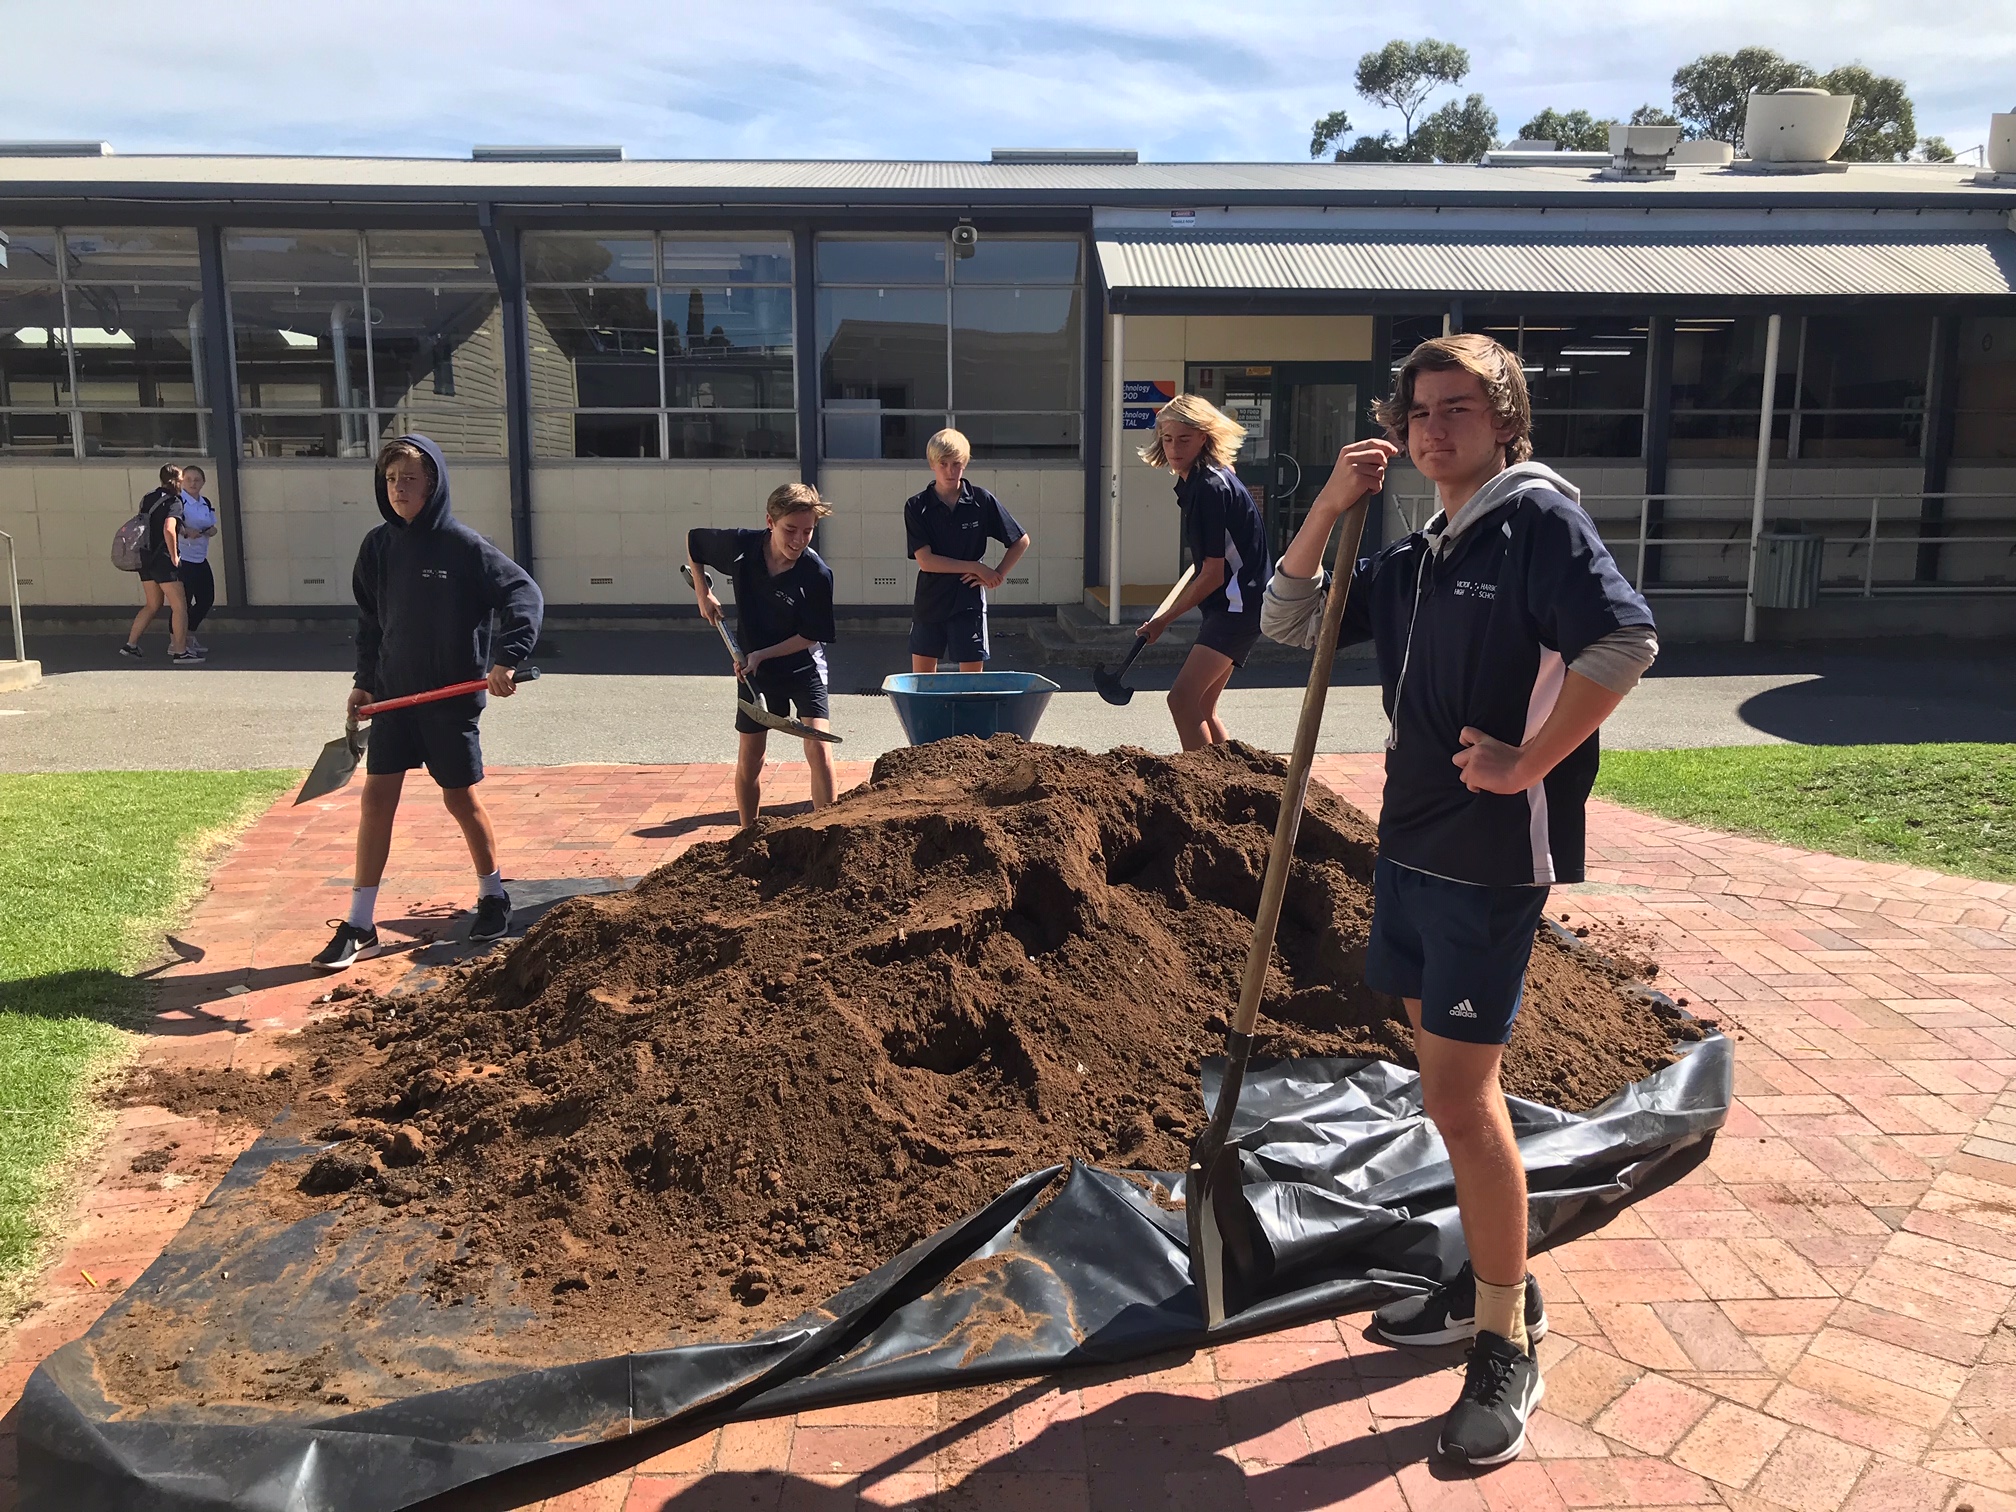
1135, 395, 1270, 749
904, 428, 1030, 672
1261, 335, 1658, 1468
689, 483, 839, 827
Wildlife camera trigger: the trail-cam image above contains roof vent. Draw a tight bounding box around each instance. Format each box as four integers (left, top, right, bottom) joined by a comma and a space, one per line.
0, 140, 112, 157
471, 145, 624, 162
1740, 89, 1854, 170
1479, 150, 1610, 167
990, 148, 1138, 165
1507, 138, 1557, 152
1604, 123, 1682, 179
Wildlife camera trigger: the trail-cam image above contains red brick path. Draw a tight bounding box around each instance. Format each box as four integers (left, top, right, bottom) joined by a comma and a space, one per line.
6, 756, 2016, 1512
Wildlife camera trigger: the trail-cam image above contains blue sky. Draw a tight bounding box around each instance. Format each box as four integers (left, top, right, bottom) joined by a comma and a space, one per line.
7, 0, 2013, 161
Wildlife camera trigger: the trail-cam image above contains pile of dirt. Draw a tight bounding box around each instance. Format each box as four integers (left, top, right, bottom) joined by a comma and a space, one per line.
108, 737, 1702, 1408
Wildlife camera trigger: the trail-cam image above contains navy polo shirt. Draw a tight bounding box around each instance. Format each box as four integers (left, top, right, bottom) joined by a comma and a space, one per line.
903, 482, 1025, 622
1178, 463, 1268, 617
687, 527, 836, 678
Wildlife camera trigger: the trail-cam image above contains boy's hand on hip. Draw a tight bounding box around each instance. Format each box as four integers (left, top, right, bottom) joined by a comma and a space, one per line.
1453, 726, 1531, 793
489, 666, 519, 697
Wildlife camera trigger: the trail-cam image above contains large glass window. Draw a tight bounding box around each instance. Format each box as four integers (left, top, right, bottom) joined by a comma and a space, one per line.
1669, 313, 1931, 462
1474, 314, 1648, 459
523, 232, 795, 460
1955, 316, 2016, 461
816, 234, 1081, 460
0, 226, 208, 457
226, 228, 506, 459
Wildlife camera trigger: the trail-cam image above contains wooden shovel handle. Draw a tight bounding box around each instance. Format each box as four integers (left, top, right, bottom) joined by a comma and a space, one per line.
1229, 500, 1371, 1041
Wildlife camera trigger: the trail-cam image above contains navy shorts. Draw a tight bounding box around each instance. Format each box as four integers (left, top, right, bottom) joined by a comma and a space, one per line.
736, 663, 830, 736
365, 698, 484, 788
1364, 856, 1550, 1045
1195, 607, 1263, 668
138, 552, 179, 586
910, 609, 989, 665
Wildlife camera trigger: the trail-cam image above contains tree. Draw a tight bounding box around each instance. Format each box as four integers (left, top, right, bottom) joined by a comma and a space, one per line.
1414, 94, 1501, 162
1517, 108, 1611, 150
1309, 110, 1356, 159
1338, 132, 1404, 161
1820, 64, 1917, 160
1671, 47, 1818, 141
1630, 104, 1680, 127
1918, 135, 1956, 163
1354, 38, 1471, 147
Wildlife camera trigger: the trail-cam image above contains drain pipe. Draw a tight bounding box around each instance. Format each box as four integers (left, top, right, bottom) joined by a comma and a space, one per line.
1744, 312, 1783, 644
331, 301, 357, 456
188, 300, 209, 457
1108, 312, 1125, 626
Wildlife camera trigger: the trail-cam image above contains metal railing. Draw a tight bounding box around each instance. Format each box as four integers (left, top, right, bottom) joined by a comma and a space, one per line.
0, 530, 23, 663
1388, 490, 2016, 598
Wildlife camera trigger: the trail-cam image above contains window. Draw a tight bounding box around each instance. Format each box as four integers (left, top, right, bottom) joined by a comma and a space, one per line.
1669, 313, 1931, 462
225, 229, 505, 459
0, 227, 209, 457
1474, 314, 1648, 459
1955, 316, 2016, 460
523, 232, 795, 460
816, 234, 1080, 460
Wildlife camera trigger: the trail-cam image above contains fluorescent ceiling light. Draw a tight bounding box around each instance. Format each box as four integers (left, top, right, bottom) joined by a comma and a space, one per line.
277, 328, 318, 348
68, 327, 134, 347
7, 327, 51, 344
1559, 348, 1634, 357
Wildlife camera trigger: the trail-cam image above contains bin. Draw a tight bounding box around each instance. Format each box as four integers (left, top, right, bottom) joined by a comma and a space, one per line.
1755, 528, 1823, 609
881, 671, 1060, 745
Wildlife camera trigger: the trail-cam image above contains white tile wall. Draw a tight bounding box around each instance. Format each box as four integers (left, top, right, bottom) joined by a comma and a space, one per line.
0, 461, 221, 607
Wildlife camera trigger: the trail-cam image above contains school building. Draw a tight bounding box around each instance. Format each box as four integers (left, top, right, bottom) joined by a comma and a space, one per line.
1, 145, 2013, 641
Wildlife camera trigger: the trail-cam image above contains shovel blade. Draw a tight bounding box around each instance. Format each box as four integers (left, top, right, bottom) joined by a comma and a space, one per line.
294, 728, 366, 805
1184, 1155, 1228, 1328
737, 697, 843, 745
1091, 665, 1135, 707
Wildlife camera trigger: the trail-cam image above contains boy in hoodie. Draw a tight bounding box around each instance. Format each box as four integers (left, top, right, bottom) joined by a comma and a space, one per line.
1260, 335, 1656, 1468
312, 435, 545, 971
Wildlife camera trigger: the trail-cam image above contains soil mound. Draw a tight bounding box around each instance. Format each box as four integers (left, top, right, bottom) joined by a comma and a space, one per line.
111, 738, 1700, 1403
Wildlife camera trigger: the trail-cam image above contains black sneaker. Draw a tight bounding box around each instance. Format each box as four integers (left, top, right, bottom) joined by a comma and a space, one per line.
468, 892, 511, 942
1373, 1261, 1548, 1347
1438, 1330, 1544, 1466
170, 647, 205, 664
312, 921, 379, 971
118, 643, 143, 659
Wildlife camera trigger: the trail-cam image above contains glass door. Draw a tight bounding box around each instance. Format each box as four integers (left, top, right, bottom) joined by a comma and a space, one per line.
1266, 362, 1384, 559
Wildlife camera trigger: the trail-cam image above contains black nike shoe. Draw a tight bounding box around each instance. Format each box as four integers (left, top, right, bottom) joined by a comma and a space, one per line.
468, 892, 511, 943
312, 921, 380, 971
1438, 1330, 1544, 1466
1373, 1261, 1548, 1347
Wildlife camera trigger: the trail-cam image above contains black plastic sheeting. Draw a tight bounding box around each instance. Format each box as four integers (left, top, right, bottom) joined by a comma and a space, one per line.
22, 1034, 1731, 1511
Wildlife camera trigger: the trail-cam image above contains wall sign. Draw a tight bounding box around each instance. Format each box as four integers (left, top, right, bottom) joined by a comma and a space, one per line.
1122, 407, 1158, 429
1123, 379, 1176, 404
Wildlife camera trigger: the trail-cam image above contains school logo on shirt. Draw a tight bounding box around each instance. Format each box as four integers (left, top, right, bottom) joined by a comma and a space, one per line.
420, 568, 449, 580
1452, 579, 1496, 600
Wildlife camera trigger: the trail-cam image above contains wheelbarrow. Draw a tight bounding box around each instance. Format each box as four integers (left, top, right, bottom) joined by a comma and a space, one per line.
881, 671, 1060, 745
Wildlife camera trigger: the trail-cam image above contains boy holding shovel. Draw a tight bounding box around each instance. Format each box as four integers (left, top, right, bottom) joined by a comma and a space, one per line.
1261, 335, 1656, 1466
689, 483, 838, 827
312, 435, 543, 971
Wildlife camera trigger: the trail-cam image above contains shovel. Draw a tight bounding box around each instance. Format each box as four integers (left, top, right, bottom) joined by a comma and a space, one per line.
1185, 496, 1371, 1328
1092, 566, 1197, 706
682, 564, 842, 745
293, 668, 540, 805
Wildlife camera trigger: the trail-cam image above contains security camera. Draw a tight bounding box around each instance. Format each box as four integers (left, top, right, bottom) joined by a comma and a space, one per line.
951, 222, 979, 258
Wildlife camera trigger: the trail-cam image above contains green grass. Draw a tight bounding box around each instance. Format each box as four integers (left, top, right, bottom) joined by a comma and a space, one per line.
0, 770, 295, 1286
1595, 744, 2016, 884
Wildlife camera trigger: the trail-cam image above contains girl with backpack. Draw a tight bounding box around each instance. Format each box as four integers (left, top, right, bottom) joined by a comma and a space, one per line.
120, 464, 198, 662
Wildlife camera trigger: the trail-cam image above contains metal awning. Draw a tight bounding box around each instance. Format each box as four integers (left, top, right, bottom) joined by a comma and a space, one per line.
1095, 231, 2016, 301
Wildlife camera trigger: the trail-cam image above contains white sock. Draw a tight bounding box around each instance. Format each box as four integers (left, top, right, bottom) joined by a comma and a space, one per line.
477, 869, 506, 900
346, 886, 378, 931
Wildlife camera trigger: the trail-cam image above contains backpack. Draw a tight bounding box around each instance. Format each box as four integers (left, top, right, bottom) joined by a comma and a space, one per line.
111, 488, 172, 573
110, 509, 152, 573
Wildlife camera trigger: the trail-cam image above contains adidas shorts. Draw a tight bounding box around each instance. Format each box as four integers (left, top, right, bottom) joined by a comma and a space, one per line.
1364, 855, 1550, 1046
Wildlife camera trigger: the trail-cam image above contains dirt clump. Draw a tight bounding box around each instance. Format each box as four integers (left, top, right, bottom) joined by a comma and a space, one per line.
111, 738, 1701, 1405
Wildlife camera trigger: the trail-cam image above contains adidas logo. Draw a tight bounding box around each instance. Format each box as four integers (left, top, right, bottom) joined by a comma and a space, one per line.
1448, 1000, 1478, 1019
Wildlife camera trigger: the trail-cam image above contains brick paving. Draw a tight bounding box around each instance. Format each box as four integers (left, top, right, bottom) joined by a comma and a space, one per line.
7, 755, 2016, 1511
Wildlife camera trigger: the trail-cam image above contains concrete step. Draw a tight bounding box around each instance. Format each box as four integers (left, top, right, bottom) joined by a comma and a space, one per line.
0, 659, 41, 693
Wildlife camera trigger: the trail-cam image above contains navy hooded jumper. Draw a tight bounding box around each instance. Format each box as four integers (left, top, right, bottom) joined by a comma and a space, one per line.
351, 434, 544, 706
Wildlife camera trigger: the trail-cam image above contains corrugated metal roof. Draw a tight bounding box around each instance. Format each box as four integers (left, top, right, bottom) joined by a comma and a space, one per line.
1096, 231, 2016, 298
1, 153, 2011, 208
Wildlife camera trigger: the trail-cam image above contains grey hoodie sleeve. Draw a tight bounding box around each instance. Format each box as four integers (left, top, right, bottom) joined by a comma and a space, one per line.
1260, 566, 1327, 650
1567, 623, 1659, 694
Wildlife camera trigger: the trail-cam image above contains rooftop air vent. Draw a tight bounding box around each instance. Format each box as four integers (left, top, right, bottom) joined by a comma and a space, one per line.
1740, 89, 1854, 170
471, 145, 624, 162
990, 148, 1139, 165
1605, 123, 1682, 179
0, 141, 112, 156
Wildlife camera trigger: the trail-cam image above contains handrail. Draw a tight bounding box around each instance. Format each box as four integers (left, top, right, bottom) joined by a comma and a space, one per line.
0, 530, 22, 663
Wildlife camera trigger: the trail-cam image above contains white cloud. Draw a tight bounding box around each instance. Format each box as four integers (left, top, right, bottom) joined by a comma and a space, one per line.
3, 0, 2012, 161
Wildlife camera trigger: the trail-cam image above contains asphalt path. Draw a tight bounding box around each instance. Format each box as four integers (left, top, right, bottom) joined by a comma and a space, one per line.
3, 630, 2011, 773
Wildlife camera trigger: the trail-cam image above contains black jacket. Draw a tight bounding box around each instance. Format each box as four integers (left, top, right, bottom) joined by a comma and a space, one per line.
351, 435, 543, 704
